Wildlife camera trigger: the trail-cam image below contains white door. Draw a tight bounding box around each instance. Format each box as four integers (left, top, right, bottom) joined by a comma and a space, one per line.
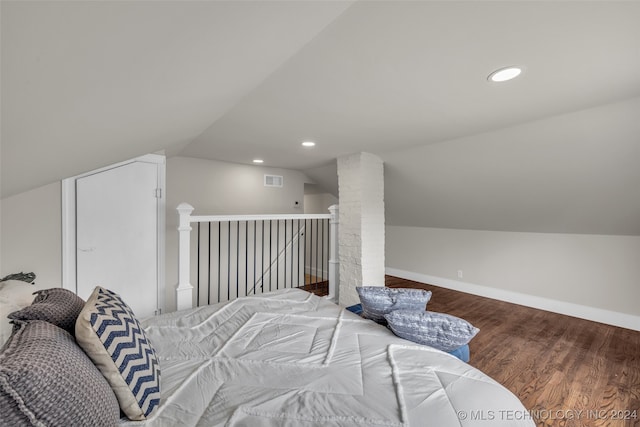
76, 161, 160, 318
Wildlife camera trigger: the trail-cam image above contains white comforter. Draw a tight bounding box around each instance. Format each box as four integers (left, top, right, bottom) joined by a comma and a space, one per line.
123, 289, 535, 426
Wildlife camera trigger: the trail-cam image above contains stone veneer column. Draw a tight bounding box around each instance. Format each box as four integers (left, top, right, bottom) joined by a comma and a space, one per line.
337, 152, 385, 307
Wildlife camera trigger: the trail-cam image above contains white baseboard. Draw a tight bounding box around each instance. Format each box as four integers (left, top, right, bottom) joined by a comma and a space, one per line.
386, 267, 640, 332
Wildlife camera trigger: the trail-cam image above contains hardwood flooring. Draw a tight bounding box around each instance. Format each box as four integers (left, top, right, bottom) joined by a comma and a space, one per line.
301, 274, 329, 297
385, 275, 640, 427
299, 280, 328, 296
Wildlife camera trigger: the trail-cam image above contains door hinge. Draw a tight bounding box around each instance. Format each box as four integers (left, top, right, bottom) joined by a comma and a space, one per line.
154, 188, 162, 198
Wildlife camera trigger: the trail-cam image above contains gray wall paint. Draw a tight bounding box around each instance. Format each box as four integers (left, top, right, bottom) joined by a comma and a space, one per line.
166, 157, 309, 224
383, 97, 640, 236
380, 98, 640, 326
0, 157, 312, 312
303, 162, 339, 197
164, 156, 313, 310
304, 193, 337, 214
0, 182, 62, 287
386, 225, 640, 318
2, 151, 637, 324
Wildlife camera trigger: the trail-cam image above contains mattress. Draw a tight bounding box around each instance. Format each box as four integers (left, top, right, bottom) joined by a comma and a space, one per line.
123, 289, 535, 426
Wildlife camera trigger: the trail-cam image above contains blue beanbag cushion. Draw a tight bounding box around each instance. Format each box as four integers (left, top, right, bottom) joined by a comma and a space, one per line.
448, 344, 470, 363
346, 304, 363, 315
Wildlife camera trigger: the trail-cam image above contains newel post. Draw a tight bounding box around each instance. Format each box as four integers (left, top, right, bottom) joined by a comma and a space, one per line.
328, 204, 340, 303
176, 203, 195, 310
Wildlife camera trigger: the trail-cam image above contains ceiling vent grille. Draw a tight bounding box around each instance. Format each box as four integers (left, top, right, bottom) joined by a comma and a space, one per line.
264, 174, 283, 188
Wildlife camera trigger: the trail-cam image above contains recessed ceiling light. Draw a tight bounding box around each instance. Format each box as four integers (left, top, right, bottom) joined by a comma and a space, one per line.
252, 159, 264, 164
488, 66, 522, 82
302, 141, 316, 147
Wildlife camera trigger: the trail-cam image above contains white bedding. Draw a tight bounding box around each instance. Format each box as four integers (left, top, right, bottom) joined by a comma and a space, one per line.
124, 289, 535, 426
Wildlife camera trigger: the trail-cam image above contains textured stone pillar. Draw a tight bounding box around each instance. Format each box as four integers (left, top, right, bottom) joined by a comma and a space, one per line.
337, 152, 385, 307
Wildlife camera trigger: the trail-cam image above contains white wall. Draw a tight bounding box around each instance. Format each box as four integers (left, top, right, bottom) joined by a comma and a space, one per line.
304, 192, 337, 214
0, 182, 62, 286
165, 156, 313, 310
386, 226, 640, 329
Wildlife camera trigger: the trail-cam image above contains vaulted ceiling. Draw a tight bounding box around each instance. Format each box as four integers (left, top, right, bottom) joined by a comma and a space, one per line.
2, 1, 639, 235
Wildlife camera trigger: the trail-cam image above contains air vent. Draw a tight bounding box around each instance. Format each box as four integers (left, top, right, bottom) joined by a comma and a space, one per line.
264, 174, 283, 188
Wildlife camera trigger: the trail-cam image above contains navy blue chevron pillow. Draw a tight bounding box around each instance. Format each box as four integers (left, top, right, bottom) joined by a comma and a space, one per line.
75, 286, 161, 420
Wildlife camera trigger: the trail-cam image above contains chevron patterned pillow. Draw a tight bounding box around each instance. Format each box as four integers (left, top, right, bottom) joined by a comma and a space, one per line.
75, 286, 161, 420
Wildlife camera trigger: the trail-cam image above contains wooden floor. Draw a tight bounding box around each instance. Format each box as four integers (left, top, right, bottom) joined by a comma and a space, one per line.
300, 274, 328, 297
299, 280, 328, 296
386, 276, 640, 427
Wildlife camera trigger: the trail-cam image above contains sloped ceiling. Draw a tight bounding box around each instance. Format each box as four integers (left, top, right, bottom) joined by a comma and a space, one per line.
0, 0, 353, 196
2, 1, 640, 235
384, 97, 640, 235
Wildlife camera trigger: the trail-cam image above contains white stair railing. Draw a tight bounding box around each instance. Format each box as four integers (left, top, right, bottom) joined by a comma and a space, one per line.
176, 204, 339, 310
252, 223, 306, 292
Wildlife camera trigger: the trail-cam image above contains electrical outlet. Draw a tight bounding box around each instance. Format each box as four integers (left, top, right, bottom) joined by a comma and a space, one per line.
457, 270, 463, 279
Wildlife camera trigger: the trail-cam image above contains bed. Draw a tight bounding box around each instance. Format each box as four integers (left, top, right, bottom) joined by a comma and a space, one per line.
129, 288, 534, 426
2, 284, 535, 426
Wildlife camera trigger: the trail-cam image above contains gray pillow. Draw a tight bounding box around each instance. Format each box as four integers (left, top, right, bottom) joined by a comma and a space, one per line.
356, 286, 432, 324
385, 309, 480, 352
8, 288, 85, 336
0, 320, 120, 427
